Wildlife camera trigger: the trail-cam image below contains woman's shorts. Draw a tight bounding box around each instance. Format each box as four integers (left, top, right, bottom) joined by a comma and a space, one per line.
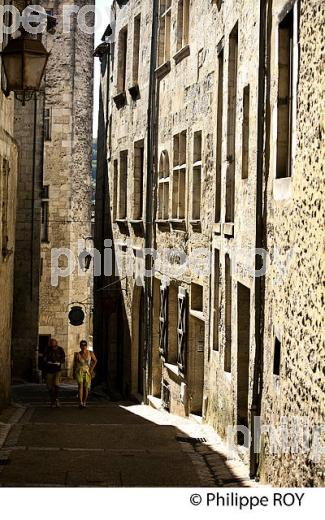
76, 369, 91, 389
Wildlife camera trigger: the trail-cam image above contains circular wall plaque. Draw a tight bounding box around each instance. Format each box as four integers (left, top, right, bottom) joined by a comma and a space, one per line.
68, 306, 85, 326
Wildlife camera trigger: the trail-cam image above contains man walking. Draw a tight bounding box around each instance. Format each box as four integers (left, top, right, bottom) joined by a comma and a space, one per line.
43, 339, 65, 407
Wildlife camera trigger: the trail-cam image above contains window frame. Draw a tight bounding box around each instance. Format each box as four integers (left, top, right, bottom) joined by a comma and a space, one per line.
158, 150, 170, 221
158, 0, 172, 67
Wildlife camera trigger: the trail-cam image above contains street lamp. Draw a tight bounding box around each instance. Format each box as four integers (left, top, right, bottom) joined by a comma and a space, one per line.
0, 28, 49, 105
79, 236, 94, 272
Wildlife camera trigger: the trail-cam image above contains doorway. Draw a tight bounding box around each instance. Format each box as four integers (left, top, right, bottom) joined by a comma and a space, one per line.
237, 283, 250, 446
137, 289, 145, 396
38, 335, 50, 374
189, 317, 205, 415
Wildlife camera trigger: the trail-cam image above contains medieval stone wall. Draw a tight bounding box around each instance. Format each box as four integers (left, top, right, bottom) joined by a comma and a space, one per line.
108, 0, 154, 397
97, 0, 324, 486
12, 93, 45, 381
260, 0, 325, 487
39, 0, 94, 370
0, 0, 18, 407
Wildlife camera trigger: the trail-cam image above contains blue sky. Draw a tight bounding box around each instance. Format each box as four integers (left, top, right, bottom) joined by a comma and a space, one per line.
93, 0, 113, 137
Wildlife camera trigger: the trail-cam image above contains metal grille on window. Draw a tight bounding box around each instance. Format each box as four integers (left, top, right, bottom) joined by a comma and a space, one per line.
159, 284, 168, 359
177, 287, 187, 373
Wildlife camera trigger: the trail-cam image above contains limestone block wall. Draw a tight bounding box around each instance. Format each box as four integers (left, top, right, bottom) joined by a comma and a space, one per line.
260, 0, 325, 487
108, 0, 154, 397
100, 0, 324, 486
39, 1, 94, 370
154, 0, 261, 425
0, 75, 18, 408
12, 93, 45, 381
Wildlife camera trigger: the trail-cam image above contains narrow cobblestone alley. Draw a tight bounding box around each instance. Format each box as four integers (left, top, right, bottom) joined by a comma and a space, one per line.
0, 383, 255, 488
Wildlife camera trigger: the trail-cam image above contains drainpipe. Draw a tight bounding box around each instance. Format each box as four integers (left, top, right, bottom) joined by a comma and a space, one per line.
250, 0, 267, 479
144, 0, 159, 403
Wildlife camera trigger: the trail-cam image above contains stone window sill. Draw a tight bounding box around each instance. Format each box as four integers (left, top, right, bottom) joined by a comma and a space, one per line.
128, 84, 140, 101
170, 218, 186, 230
273, 176, 292, 201
273, 374, 281, 394
156, 219, 170, 231
173, 44, 190, 65
155, 60, 171, 80
116, 241, 128, 252
213, 222, 222, 235
190, 309, 205, 321
113, 91, 126, 109
190, 219, 201, 231
223, 222, 234, 238
115, 219, 129, 231
164, 362, 185, 379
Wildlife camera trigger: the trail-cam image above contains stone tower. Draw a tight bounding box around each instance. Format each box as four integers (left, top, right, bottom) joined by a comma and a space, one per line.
38, 1, 94, 371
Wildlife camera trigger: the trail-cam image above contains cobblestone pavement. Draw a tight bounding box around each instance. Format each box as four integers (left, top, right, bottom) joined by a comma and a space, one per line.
0, 383, 259, 487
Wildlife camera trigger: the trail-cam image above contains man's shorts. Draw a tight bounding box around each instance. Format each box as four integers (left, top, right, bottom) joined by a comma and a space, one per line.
46, 372, 61, 388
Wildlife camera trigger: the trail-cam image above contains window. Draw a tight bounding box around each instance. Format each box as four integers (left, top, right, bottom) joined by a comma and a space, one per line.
212, 249, 220, 351
118, 151, 128, 219
167, 283, 178, 364
191, 283, 203, 312
41, 185, 49, 242
177, 287, 188, 374
242, 85, 250, 179
132, 14, 141, 85
112, 159, 118, 221
133, 140, 144, 219
158, 151, 170, 220
276, 8, 294, 178
215, 48, 224, 222
273, 337, 281, 376
172, 131, 187, 220
176, 0, 190, 52
191, 131, 202, 221
1, 157, 10, 257
41, 202, 49, 242
44, 108, 52, 141
225, 24, 238, 223
158, 0, 171, 66
237, 283, 251, 442
117, 26, 128, 92
224, 254, 232, 372
159, 284, 168, 359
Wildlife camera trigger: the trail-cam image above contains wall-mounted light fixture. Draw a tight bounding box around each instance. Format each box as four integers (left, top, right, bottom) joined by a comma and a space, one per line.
79, 236, 94, 272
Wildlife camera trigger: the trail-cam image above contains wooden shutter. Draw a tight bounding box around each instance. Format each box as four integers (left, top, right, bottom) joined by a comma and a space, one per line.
177, 287, 187, 374
159, 284, 168, 359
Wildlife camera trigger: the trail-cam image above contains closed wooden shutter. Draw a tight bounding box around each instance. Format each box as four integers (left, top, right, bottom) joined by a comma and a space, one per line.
177, 287, 188, 374
159, 284, 168, 359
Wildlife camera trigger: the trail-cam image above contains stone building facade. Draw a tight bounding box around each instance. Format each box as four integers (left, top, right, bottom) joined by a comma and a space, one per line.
11, 92, 45, 381
94, 0, 154, 397
259, 0, 325, 487
95, 0, 324, 486
0, 0, 18, 406
38, 0, 94, 372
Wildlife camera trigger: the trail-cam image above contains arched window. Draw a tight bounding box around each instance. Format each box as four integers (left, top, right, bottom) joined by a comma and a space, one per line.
158, 151, 170, 220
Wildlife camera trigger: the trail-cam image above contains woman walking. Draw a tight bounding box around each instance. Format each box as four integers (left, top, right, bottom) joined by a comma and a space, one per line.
73, 341, 97, 408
